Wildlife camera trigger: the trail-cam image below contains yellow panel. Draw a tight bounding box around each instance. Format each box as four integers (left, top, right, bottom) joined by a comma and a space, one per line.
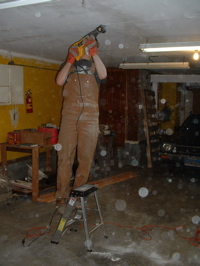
159, 83, 179, 132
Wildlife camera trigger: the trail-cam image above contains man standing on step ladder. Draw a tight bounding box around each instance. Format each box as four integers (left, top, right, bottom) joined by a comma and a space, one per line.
55, 26, 107, 207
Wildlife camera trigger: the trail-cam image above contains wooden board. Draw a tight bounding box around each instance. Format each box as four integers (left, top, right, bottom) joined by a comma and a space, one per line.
37, 191, 56, 203
88, 171, 137, 188
37, 171, 137, 203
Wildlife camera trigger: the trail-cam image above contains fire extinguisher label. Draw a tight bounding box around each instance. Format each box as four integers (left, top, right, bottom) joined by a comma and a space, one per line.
26, 103, 33, 113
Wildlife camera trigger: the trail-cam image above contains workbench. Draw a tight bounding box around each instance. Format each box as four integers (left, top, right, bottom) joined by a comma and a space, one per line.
0, 143, 53, 202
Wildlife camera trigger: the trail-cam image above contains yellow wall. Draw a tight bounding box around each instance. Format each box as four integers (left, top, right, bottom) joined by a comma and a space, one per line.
0, 53, 63, 161
158, 83, 179, 132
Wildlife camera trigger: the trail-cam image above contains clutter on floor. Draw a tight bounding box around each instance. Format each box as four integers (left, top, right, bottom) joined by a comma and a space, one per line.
0, 166, 199, 265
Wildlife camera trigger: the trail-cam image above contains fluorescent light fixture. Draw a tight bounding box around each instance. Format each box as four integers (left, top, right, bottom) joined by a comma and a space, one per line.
119, 62, 190, 69
139, 42, 200, 52
0, 0, 53, 9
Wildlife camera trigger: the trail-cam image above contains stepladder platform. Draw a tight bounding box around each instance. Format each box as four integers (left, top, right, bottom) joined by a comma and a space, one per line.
71, 184, 98, 197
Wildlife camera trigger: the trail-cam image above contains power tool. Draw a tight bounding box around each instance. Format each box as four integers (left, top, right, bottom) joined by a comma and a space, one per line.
72, 25, 106, 61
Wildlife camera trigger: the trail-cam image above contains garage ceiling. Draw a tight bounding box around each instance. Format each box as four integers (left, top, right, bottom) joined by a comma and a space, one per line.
1, 0, 200, 74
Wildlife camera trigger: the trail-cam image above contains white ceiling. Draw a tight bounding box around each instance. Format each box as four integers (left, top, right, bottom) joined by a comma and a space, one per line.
1, 0, 200, 73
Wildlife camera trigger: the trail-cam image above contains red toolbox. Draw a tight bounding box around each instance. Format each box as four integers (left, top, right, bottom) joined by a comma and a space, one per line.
38, 127, 58, 144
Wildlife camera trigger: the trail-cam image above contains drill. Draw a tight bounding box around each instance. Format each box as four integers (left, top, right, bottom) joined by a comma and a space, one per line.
72, 25, 106, 61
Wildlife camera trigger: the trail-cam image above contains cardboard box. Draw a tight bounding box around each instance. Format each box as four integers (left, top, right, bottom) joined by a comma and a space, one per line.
21, 131, 52, 147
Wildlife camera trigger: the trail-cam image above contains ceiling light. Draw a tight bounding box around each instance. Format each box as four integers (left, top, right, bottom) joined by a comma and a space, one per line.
193, 51, 199, 60
119, 62, 190, 70
0, 0, 53, 9
139, 42, 200, 52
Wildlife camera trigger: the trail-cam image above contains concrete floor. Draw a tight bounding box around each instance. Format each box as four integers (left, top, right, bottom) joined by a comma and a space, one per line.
0, 165, 200, 266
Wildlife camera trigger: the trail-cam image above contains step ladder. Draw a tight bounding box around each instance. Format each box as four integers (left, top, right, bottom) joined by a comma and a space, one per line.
51, 184, 107, 251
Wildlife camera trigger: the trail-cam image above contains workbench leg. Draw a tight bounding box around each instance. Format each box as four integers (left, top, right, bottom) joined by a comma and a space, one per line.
32, 147, 39, 202
1, 144, 7, 174
46, 148, 52, 172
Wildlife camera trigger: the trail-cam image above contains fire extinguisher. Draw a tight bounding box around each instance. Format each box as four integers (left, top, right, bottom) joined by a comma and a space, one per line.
25, 89, 33, 113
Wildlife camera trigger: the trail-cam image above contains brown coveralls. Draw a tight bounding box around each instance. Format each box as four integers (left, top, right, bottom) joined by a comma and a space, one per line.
56, 61, 99, 199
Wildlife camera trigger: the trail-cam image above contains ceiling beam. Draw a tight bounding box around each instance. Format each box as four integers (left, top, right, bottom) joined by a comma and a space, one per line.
150, 75, 200, 83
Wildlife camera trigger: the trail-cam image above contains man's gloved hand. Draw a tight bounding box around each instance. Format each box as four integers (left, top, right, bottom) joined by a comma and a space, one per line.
85, 46, 98, 57
66, 46, 78, 64
89, 45, 98, 56
84, 36, 98, 56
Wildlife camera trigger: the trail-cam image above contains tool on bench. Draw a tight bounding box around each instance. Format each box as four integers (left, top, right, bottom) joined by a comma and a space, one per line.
51, 184, 107, 251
